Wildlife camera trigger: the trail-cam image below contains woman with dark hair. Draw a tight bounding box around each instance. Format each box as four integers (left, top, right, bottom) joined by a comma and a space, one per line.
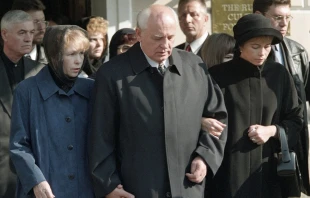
203, 14, 303, 197
109, 28, 137, 59
200, 33, 235, 68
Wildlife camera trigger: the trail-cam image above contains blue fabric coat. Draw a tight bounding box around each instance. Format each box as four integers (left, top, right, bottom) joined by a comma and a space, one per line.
10, 66, 94, 198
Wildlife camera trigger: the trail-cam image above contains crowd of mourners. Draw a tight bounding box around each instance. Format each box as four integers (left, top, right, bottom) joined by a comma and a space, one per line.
0, 0, 310, 198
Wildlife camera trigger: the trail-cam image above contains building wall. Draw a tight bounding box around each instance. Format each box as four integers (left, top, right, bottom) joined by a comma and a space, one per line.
92, 0, 310, 55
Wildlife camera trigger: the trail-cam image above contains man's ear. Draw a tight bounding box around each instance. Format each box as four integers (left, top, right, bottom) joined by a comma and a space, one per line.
255, 11, 263, 15
135, 28, 142, 42
204, 14, 209, 23
1, 29, 8, 42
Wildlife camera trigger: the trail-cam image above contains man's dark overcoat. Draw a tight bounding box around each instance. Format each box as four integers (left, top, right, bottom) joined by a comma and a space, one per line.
208, 57, 303, 198
277, 38, 310, 194
0, 56, 44, 198
89, 43, 228, 198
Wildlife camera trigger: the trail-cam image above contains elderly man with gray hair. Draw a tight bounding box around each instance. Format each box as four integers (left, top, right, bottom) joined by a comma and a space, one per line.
0, 10, 44, 198
89, 4, 227, 198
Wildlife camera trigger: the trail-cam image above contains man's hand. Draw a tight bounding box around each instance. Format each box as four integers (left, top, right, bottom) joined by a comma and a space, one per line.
201, 118, 226, 138
185, 156, 207, 183
106, 184, 135, 198
33, 181, 55, 198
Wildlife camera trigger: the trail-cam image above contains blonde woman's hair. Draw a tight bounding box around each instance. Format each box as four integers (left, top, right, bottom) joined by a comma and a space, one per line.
64, 28, 90, 52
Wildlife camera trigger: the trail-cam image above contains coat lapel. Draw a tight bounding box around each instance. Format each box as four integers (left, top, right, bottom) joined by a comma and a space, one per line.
281, 39, 294, 73
24, 57, 44, 79
0, 57, 13, 117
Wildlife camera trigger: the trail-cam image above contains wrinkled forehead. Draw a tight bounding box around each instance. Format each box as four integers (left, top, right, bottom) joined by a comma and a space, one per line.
7, 20, 35, 32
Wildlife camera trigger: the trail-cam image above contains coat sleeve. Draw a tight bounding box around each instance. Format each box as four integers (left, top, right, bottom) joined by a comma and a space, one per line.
88, 68, 121, 197
278, 69, 303, 149
194, 70, 228, 176
9, 85, 46, 195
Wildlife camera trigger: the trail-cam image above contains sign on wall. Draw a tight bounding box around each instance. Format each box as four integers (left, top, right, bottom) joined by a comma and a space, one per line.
211, 0, 253, 35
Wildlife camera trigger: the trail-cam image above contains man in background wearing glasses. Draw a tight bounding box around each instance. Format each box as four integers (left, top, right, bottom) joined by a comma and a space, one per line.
254, 0, 310, 196
12, 0, 48, 65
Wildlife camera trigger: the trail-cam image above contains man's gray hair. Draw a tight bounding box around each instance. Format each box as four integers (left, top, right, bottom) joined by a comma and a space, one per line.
136, 6, 178, 30
1, 10, 33, 30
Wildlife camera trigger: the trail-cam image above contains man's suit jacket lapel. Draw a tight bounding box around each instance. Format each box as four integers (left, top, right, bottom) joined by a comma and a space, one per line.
0, 57, 13, 117
24, 57, 43, 78
175, 43, 185, 50
0, 56, 43, 117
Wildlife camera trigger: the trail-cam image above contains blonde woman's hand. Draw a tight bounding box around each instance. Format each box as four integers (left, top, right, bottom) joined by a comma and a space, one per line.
201, 117, 226, 138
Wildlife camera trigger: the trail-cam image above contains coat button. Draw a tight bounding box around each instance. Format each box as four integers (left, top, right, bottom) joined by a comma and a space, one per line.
68, 174, 75, 180
65, 117, 71, 122
254, 72, 260, 77
67, 145, 73, 150
166, 192, 171, 197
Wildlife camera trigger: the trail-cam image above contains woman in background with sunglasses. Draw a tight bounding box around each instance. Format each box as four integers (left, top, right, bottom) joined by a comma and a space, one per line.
109, 28, 138, 60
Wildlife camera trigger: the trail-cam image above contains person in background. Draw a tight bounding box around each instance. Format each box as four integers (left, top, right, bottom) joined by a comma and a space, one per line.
12, 0, 49, 65
176, 0, 209, 57
89, 4, 227, 198
0, 10, 43, 198
78, 16, 108, 77
46, 13, 71, 26
10, 25, 94, 198
206, 13, 302, 198
109, 28, 137, 60
200, 33, 235, 68
253, 0, 310, 194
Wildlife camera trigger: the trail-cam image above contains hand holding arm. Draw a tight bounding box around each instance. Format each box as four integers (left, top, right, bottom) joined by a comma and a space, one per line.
201, 117, 226, 138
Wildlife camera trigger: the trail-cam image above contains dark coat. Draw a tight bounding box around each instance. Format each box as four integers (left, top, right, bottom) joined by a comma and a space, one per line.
208, 57, 303, 198
10, 66, 94, 198
0, 56, 44, 198
89, 43, 228, 198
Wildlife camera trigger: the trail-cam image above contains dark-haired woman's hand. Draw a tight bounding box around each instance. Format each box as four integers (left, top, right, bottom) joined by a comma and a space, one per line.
248, 125, 277, 145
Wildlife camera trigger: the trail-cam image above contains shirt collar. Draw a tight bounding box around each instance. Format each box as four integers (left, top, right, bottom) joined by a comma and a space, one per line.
140, 43, 169, 68
1, 50, 23, 67
37, 66, 91, 100
186, 32, 208, 54
28, 45, 37, 61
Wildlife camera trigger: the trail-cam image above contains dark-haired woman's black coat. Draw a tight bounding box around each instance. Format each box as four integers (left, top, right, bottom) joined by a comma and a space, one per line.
208, 57, 303, 198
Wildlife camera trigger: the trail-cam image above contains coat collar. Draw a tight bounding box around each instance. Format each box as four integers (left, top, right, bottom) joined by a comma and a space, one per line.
37, 66, 91, 100
128, 42, 183, 76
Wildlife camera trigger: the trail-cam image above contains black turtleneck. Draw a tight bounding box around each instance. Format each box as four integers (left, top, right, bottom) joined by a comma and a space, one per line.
1, 51, 25, 90
48, 66, 75, 93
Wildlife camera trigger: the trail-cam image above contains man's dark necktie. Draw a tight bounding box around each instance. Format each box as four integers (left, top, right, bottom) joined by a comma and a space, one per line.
158, 64, 166, 76
185, 44, 192, 52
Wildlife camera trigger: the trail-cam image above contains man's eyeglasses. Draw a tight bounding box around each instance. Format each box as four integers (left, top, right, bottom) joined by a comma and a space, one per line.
34, 20, 49, 28
265, 13, 293, 23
